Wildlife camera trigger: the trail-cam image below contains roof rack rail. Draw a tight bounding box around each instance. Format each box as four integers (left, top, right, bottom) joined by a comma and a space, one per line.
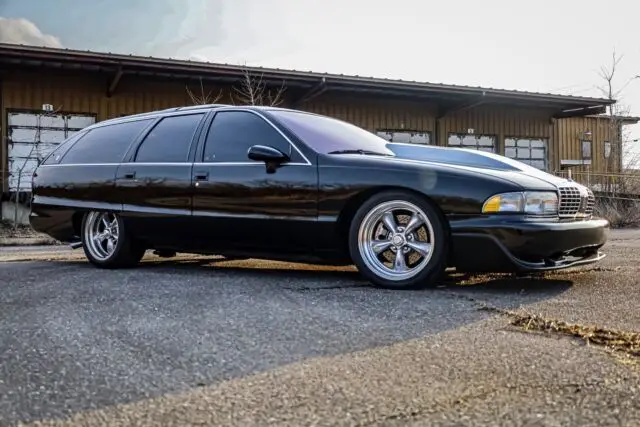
175, 103, 231, 111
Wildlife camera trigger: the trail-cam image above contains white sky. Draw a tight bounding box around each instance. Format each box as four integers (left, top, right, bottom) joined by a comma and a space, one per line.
2, 0, 640, 163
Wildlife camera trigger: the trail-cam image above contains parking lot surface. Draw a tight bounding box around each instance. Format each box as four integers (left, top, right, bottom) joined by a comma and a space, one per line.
0, 230, 639, 426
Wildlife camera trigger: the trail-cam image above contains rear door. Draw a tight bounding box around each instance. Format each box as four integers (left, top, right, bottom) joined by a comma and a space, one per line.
115, 112, 207, 248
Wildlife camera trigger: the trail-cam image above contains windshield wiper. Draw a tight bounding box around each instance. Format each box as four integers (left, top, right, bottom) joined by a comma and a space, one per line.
327, 149, 392, 156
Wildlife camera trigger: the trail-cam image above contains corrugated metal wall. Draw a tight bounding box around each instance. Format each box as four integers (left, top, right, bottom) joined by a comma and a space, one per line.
553, 115, 621, 174
1, 70, 233, 190
0, 69, 622, 191
438, 104, 554, 167
1, 69, 209, 121
302, 94, 437, 133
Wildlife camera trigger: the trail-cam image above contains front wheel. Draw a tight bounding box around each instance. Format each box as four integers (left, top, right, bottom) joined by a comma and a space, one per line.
81, 211, 145, 268
348, 191, 448, 290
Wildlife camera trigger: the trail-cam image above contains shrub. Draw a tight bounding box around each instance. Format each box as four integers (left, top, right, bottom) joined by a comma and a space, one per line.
594, 197, 640, 228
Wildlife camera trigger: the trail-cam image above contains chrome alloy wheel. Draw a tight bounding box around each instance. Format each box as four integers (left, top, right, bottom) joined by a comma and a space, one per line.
84, 211, 120, 261
357, 200, 435, 281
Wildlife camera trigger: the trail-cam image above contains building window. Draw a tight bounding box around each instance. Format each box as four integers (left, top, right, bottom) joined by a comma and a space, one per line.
505, 137, 548, 171
376, 130, 431, 144
447, 133, 496, 152
604, 141, 611, 159
581, 140, 592, 159
581, 141, 591, 159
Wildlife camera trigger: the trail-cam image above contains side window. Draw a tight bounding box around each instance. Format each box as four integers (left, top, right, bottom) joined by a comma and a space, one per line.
203, 111, 297, 163
60, 119, 152, 164
134, 113, 204, 163
43, 130, 89, 165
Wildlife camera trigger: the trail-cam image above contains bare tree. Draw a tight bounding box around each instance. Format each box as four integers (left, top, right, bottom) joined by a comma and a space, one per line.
185, 77, 224, 105
184, 67, 286, 107
230, 67, 286, 106
595, 50, 639, 175
10, 142, 37, 228
590, 51, 640, 225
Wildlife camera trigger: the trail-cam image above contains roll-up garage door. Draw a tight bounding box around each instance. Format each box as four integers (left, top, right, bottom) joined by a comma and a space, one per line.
7, 111, 96, 191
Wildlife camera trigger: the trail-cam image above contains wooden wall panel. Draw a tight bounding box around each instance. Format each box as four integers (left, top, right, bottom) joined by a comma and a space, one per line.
552, 116, 623, 175
301, 94, 437, 135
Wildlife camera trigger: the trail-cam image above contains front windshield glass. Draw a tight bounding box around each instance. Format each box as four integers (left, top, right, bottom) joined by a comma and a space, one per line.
269, 110, 394, 156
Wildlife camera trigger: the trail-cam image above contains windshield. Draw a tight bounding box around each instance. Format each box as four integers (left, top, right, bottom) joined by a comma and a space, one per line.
269, 110, 394, 156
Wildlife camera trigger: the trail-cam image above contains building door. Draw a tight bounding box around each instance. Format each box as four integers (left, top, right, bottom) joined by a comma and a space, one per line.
447, 133, 497, 153
504, 137, 549, 171
376, 130, 432, 145
7, 110, 96, 192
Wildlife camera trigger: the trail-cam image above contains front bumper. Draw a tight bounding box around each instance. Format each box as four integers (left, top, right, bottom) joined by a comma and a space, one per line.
448, 215, 609, 273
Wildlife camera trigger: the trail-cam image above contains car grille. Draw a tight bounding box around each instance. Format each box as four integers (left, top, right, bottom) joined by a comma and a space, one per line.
558, 185, 595, 218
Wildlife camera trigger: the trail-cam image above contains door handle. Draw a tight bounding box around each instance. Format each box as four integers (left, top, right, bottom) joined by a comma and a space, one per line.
194, 172, 209, 181
124, 171, 136, 179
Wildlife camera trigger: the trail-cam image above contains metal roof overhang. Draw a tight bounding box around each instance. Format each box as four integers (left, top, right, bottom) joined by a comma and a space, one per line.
0, 43, 615, 118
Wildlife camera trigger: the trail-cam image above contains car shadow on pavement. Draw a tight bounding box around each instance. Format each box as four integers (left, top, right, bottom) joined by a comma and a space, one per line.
434, 272, 574, 312
133, 256, 367, 283
439, 273, 573, 295
0, 259, 576, 425
114, 256, 575, 297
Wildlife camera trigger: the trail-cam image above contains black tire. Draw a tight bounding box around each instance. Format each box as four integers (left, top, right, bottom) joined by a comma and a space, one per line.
81, 211, 146, 269
348, 190, 448, 290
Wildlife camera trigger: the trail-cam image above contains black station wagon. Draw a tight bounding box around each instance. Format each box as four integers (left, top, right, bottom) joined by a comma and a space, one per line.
30, 104, 609, 289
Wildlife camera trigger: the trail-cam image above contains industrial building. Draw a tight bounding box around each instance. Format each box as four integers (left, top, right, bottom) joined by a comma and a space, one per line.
1, 43, 637, 216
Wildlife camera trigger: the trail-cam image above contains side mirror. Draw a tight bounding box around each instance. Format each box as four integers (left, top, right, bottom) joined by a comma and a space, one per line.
247, 145, 289, 170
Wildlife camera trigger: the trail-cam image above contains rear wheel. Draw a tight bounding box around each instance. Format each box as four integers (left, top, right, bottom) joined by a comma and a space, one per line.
81, 211, 145, 268
348, 191, 448, 290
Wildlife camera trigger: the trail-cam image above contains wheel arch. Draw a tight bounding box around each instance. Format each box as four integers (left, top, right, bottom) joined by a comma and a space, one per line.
72, 210, 86, 237
336, 185, 451, 252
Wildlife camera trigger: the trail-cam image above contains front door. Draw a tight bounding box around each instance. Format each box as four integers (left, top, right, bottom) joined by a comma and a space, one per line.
190, 109, 318, 255
116, 112, 206, 248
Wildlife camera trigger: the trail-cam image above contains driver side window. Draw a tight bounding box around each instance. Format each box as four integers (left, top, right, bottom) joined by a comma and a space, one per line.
202, 111, 298, 163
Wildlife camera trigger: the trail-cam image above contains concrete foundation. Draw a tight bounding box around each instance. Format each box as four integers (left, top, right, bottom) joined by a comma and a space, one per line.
1, 201, 31, 225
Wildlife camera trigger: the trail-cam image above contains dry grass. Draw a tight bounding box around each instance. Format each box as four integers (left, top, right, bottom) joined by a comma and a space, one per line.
478, 305, 640, 360
510, 313, 640, 357
594, 197, 640, 228
0, 220, 60, 246
0, 219, 36, 238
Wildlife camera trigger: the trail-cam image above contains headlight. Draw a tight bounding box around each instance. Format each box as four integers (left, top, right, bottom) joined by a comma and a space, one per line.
482, 191, 558, 215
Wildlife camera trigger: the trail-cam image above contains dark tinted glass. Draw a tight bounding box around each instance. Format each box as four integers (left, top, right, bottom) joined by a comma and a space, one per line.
203, 111, 293, 163
270, 110, 394, 156
135, 113, 204, 162
43, 130, 89, 165
60, 119, 151, 164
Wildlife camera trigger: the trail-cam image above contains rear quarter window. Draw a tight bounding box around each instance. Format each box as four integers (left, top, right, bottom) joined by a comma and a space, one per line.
42, 130, 89, 165
60, 119, 153, 164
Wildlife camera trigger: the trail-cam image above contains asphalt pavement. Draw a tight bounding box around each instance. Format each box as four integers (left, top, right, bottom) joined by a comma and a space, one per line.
0, 230, 639, 426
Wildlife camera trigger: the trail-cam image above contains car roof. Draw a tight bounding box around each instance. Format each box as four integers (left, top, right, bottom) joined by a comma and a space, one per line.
89, 104, 306, 130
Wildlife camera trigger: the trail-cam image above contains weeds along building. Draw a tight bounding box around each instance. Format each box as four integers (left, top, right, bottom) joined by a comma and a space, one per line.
0, 43, 637, 205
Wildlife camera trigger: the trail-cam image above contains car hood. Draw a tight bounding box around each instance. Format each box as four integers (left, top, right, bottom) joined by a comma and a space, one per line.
385, 143, 576, 189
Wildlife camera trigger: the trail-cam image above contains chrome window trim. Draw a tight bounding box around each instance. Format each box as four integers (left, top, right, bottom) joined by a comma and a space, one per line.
38, 107, 315, 168
40, 161, 312, 167
40, 163, 122, 167
192, 162, 310, 166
